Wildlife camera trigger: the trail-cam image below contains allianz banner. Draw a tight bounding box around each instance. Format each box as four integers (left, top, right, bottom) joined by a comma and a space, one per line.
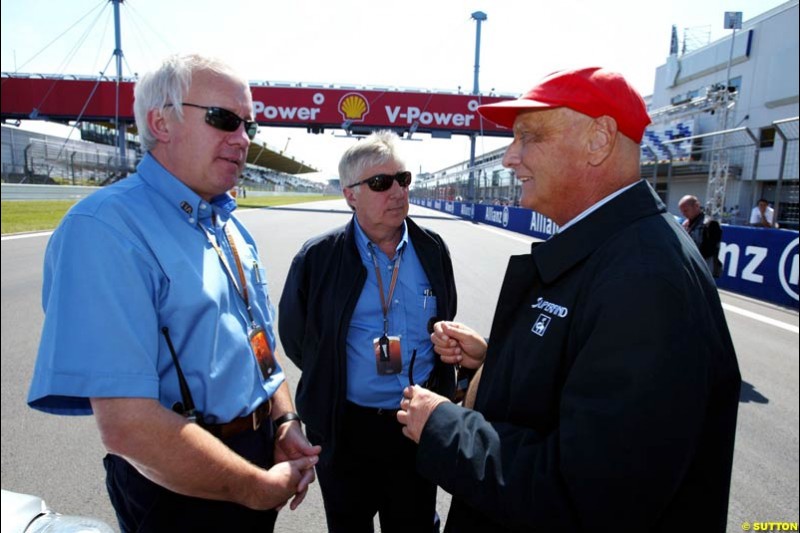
413, 199, 799, 309
716, 226, 799, 309
417, 199, 560, 240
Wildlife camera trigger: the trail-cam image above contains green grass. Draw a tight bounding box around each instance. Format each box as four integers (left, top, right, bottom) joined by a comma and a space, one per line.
1, 195, 341, 234
235, 194, 340, 208
1, 200, 78, 234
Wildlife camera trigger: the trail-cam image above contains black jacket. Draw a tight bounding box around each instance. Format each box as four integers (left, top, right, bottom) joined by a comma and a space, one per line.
417, 181, 741, 532
279, 216, 457, 463
685, 212, 723, 278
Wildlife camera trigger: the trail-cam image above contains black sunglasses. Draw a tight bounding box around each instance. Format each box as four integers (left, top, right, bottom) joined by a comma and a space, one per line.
347, 171, 412, 192
166, 102, 258, 140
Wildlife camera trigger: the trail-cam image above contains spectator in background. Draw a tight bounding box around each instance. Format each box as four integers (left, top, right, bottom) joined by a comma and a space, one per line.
397, 67, 740, 532
679, 195, 723, 278
750, 198, 776, 227
730, 204, 740, 224
27, 53, 319, 532
279, 130, 458, 532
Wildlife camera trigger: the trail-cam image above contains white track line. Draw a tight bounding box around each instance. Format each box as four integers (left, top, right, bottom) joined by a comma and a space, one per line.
1, 231, 53, 241
722, 303, 798, 334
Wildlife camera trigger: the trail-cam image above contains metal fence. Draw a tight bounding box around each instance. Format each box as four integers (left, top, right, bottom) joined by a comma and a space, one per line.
1, 126, 137, 185
773, 117, 799, 228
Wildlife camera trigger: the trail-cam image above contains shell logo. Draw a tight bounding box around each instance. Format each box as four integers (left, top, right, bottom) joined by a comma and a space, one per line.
338, 93, 370, 121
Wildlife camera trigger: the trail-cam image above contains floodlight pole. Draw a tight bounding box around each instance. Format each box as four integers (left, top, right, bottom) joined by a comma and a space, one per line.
112, 0, 127, 175
468, 11, 487, 203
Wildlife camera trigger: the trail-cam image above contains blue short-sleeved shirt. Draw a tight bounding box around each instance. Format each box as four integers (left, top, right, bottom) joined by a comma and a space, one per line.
27, 153, 284, 423
345, 217, 438, 408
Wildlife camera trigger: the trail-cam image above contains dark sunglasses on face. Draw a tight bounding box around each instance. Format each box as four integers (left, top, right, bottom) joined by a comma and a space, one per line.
165, 102, 259, 140
346, 171, 412, 192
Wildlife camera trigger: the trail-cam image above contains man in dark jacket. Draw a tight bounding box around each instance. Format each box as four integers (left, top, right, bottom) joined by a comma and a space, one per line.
679, 194, 723, 278
279, 131, 457, 532
398, 67, 741, 532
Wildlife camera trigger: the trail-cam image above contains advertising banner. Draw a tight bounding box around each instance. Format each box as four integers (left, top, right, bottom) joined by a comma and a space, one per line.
1, 77, 514, 136
413, 198, 799, 309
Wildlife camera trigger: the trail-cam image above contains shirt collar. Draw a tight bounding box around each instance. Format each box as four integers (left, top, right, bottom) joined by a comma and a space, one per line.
558, 180, 641, 233
353, 215, 408, 261
137, 153, 237, 227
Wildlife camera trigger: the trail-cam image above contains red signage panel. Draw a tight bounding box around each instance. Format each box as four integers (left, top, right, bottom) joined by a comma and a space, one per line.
249, 86, 513, 135
1, 76, 514, 136
0, 77, 136, 121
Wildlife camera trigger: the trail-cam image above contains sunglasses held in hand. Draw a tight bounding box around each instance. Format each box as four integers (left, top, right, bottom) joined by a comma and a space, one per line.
347, 171, 413, 192
165, 102, 259, 140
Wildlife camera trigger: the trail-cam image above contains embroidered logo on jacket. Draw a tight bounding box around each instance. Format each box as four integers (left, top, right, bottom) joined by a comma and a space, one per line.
532, 314, 551, 336
531, 297, 569, 318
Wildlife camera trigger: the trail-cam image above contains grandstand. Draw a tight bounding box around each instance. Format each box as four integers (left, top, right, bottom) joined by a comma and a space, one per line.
1, 121, 323, 193
241, 164, 323, 193
1, 124, 136, 185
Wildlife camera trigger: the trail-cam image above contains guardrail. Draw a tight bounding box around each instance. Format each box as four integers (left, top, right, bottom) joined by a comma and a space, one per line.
1, 183, 101, 200
1, 183, 323, 201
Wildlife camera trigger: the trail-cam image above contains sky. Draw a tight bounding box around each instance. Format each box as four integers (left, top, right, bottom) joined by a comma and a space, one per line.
0, 0, 790, 182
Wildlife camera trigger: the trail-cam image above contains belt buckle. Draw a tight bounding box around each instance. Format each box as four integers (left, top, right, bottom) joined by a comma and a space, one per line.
252, 399, 271, 431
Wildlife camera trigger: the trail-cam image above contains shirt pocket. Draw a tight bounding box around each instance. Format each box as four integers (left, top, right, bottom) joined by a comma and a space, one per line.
417, 287, 438, 318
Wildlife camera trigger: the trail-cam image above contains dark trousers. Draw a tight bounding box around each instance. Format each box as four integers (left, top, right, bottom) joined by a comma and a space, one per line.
316, 401, 439, 533
104, 422, 278, 533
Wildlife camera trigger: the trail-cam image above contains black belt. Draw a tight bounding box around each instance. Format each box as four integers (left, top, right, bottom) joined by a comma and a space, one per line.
202, 399, 272, 440
346, 401, 399, 417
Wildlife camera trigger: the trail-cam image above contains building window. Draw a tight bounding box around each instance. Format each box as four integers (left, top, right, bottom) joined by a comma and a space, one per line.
759, 126, 776, 149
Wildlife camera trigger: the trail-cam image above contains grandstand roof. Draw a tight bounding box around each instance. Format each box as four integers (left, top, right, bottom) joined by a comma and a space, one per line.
247, 140, 317, 175
89, 121, 318, 175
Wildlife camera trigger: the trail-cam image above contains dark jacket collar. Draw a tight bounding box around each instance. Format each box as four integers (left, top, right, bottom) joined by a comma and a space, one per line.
532, 180, 666, 284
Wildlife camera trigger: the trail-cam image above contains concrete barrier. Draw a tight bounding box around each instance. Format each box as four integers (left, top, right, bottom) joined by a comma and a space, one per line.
1, 183, 101, 200
1, 183, 322, 201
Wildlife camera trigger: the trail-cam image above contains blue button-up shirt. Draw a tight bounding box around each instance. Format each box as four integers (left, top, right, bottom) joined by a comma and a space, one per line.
346, 217, 438, 408
28, 153, 284, 423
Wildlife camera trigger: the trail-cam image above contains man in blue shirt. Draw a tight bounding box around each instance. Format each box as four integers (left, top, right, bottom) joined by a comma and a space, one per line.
27, 54, 320, 532
279, 131, 458, 532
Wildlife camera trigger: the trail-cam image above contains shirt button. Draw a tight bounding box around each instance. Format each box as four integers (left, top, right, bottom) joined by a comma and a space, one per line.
188, 217, 196, 224
199, 204, 207, 210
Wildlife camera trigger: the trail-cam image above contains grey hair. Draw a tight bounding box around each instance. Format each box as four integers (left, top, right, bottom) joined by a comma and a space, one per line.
133, 54, 246, 152
338, 130, 405, 188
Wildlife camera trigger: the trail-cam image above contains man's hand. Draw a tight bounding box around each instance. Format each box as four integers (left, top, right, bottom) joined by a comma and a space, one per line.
256, 454, 319, 511
397, 385, 449, 443
431, 321, 487, 369
274, 420, 322, 510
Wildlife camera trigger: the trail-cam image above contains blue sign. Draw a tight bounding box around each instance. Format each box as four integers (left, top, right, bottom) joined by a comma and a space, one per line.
716, 226, 799, 309
412, 198, 799, 309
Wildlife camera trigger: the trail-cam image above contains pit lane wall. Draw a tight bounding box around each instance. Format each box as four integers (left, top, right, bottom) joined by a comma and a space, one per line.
412, 198, 799, 309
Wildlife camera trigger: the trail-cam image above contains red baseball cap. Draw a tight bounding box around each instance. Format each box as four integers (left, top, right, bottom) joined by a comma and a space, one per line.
478, 67, 651, 143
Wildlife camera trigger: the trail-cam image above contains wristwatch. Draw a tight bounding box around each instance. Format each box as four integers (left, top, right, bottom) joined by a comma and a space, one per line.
273, 412, 302, 429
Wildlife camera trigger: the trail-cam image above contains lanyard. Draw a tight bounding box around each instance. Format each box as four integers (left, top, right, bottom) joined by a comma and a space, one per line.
201, 218, 257, 327
368, 243, 403, 336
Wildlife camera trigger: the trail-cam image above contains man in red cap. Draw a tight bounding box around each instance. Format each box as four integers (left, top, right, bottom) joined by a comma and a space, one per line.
398, 67, 741, 532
